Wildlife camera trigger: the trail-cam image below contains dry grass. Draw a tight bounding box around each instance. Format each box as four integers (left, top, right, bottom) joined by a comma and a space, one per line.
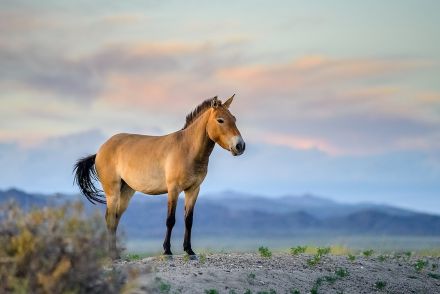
0, 201, 132, 293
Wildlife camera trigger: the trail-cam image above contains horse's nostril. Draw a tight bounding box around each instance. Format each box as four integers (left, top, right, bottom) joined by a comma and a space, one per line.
242, 142, 246, 151
236, 143, 243, 152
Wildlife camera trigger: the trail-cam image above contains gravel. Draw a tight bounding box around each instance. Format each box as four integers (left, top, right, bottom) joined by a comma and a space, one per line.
117, 252, 440, 293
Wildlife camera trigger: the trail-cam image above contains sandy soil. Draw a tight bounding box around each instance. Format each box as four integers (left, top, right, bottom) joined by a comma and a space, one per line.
116, 253, 440, 294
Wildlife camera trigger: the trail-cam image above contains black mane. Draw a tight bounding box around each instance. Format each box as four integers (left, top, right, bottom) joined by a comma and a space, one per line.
182, 96, 218, 129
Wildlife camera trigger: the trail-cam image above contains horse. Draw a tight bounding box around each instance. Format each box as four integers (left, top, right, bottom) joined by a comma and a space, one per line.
73, 95, 245, 258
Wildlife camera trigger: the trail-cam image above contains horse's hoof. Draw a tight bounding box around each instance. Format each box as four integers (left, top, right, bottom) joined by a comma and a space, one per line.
189, 255, 198, 261
160, 254, 173, 261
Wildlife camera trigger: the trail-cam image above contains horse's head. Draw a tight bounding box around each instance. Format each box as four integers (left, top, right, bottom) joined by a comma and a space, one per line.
207, 95, 245, 156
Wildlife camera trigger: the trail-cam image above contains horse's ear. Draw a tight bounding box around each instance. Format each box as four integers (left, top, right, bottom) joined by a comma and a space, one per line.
223, 94, 235, 109
211, 96, 221, 108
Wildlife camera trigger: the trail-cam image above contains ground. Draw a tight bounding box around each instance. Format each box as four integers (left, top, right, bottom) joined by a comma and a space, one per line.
116, 252, 440, 294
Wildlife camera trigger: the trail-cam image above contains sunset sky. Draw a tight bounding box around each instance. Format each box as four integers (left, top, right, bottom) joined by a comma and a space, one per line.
1, 1, 439, 212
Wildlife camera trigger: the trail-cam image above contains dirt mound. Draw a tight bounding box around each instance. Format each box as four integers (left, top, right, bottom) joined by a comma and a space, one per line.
118, 253, 440, 293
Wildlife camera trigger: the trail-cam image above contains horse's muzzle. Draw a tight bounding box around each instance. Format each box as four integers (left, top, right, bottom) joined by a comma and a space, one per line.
231, 136, 245, 156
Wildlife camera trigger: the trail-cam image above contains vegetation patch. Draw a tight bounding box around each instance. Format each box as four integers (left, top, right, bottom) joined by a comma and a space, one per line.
348, 253, 356, 262
374, 280, 387, 290
362, 249, 374, 257
335, 267, 349, 278
0, 202, 128, 294
307, 247, 331, 266
155, 277, 171, 293
258, 246, 272, 258
247, 272, 256, 284
414, 259, 428, 272
256, 290, 276, 294
377, 255, 387, 262
310, 267, 350, 293
428, 272, 440, 280
125, 253, 142, 261
290, 246, 307, 256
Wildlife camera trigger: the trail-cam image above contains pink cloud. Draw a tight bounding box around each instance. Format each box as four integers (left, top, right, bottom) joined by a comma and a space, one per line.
261, 132, 342, 155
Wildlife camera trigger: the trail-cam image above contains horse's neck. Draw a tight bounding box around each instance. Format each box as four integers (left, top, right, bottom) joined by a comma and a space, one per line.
181, 111, 215, 163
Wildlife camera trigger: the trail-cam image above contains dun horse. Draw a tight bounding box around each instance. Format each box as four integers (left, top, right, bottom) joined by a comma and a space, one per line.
74, 95, 245, 258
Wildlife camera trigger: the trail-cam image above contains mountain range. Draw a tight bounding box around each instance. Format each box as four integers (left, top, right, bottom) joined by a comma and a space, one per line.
1, 188, 439, 238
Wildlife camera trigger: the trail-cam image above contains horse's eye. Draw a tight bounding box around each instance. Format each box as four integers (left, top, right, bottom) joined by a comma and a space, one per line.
217, 118, 224, 124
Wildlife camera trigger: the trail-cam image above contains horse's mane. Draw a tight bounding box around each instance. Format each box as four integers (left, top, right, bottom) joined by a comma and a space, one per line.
182, 96, 219, 130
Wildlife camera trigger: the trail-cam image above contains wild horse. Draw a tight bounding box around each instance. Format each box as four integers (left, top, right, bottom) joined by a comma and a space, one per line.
74, 95, 245, 258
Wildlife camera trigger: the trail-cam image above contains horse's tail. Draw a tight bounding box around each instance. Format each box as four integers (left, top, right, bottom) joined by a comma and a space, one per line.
73, 154, 106, 204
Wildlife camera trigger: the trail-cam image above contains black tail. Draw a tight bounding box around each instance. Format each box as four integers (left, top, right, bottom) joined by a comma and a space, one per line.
73, 154, 106, 204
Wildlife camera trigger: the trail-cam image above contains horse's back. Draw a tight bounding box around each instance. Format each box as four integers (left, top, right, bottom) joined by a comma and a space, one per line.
95, 132, 175, 195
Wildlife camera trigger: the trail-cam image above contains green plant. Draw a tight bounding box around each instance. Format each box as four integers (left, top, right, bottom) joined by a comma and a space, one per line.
157, 278, 171, 293
205, 290, 218, 294
415, 259, 428, 272
348, 254, 356, 262
428, 272, 440, 280
335, 268, 349, 278
317, 247, 331, 256
307, 246, 331, 266
258, 246, 272, 258
244, 289, 252, 294
324, 275, 338, 284
374, 280, 387, 290
229, 290, 238, 294
311, 277, 323, 294
290, 246, 307, 255
432, 263, 438, 270
247, 272, 256, 284
404, 251, 412, 259
307, 255, 321, 266
0, 202, 126, 294
256, 290, 276, 294
363, 249, 374, 257
183, 254, 190, 262
377, 255, 387, 262
125, 253, 142, 261
290, 289, 300, 294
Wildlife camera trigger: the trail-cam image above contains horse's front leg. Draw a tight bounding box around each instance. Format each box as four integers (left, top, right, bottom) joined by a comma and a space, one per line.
183, 186, 200, 256
163, 188, 179, 255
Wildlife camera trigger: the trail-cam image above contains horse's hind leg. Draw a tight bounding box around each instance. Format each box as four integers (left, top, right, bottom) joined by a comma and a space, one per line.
104, 179, 135, 259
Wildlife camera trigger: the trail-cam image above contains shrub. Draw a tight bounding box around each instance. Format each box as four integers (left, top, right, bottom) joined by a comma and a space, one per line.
0, 201, 127, 293
348, 254, 356, 262
414, 259, 428, 272
290, 246, 307, 256
377, 255, 387, 262
258, 246, 272, 258
317, 247, 331, 256
362, 249, 374, 257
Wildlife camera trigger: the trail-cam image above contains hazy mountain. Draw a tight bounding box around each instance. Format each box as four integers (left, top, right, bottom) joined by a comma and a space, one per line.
1, 189, 439, 238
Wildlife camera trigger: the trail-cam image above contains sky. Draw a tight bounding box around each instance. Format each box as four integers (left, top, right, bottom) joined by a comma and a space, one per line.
1, 1, 440, 213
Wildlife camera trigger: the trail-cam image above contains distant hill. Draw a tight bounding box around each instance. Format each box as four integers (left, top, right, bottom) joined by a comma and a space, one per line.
1, 188, 439, 238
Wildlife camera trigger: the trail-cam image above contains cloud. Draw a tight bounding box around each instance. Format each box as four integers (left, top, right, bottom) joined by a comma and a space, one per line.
213, 56, 440, 155
0, 39, 245, 104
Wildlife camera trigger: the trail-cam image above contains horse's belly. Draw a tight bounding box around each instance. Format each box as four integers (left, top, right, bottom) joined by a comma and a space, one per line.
121, 166, 168, 195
